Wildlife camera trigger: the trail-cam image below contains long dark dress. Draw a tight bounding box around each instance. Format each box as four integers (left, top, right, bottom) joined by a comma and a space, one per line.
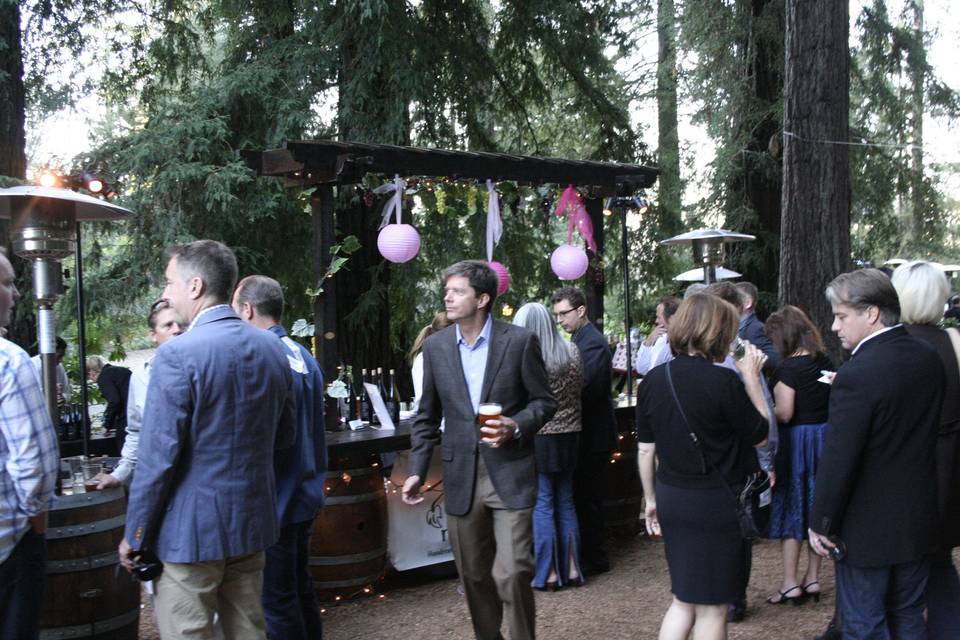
766, 354, 831, 540
636, 354, 767, 604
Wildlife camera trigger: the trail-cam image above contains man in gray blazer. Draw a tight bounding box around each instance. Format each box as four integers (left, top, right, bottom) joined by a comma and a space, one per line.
119, 240, 294, 639
402, 260, 556, 640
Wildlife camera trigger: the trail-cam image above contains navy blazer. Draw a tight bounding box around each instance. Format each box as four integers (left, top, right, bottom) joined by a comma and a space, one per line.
810, 326, 944, 567
739, 313, 780, 374
268, 324, 327, 527
125, 306, 295, 562
410, 319, 557, 516
572, 321, 618, 453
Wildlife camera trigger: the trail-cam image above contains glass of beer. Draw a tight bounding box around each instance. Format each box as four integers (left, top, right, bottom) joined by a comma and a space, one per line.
81, 461, 102, 492
478, 402, 502, 447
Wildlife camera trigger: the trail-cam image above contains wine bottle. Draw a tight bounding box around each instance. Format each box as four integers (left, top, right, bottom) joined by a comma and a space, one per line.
387, 368, 401, 425
359, 369, 374, 424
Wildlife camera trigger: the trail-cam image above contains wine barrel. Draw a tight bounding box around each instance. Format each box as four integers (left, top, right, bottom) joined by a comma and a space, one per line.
601, 408, 643, 535
309, 454, 387, 602
40, 487, 140, 640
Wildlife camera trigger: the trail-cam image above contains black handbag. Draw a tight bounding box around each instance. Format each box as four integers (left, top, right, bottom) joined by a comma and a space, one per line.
664, 362, 772, 541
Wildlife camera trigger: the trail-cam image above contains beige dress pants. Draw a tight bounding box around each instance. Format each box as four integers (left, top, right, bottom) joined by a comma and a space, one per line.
447, 456, 536, 640
152, 551, 267, 639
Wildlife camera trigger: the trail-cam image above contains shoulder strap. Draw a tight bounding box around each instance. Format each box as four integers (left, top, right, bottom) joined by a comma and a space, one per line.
947, 328, 960, 375
664, 361, 741, 502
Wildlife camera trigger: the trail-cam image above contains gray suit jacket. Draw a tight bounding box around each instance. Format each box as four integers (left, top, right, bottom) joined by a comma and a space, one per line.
124, 305, 295, 563
409, 319, 557, 516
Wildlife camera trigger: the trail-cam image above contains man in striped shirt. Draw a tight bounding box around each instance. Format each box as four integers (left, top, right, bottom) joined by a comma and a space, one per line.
0, 249, 59, 639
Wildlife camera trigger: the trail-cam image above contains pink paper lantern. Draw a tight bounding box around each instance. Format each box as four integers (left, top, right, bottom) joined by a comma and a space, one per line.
377, 224, 421, 263
550, 244, 589, 280
488, 261, 510, 295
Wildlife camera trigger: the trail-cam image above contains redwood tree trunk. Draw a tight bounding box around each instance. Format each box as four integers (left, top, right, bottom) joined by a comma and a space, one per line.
779, 0, 851, 361
909, 0, 925, 243
656, 0, 682, 236
0, 0, 25, 180
0, 1, 35, 350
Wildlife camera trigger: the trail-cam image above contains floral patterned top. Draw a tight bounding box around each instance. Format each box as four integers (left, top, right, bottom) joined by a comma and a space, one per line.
538, 342, 583, 435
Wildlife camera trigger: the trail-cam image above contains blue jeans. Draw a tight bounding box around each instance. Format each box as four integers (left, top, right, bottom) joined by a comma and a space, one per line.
836, 557, 929, 639
263, 520, 323, 640
0, 529, 46, 640
927, 550, 960, 640
533, 469, 581, 588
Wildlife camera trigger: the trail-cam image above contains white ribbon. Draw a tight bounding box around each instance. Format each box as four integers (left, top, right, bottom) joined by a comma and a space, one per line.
485, 179, 502, 262
375, 174, 406, 229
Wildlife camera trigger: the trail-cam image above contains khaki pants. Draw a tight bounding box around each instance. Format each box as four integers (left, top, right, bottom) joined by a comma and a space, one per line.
153, 552, 267, 640
448, 457, 536, 640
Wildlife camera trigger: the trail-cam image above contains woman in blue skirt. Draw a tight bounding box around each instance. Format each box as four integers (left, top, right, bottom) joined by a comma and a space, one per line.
763, 305, 833, 605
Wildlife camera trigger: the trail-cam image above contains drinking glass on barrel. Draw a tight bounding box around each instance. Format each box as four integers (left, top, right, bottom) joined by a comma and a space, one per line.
478, 402, 503, 447
81, 462, 103, 492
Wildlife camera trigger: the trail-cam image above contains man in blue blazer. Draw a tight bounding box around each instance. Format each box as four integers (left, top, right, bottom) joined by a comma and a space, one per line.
233, 275, 327, 640
120, 240, 295, 639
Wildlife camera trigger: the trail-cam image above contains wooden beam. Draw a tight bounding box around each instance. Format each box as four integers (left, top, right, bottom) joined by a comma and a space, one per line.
251, 140, 659, 190
312, 186, 339, 384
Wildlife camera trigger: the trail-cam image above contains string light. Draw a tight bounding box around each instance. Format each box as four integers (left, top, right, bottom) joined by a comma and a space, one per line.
35, 168, 114, 197
602, 197, 614, 217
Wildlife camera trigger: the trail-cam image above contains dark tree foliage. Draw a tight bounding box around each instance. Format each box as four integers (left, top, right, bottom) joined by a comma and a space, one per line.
33, 0, 652, 373
680, 0, 784, 312
849, 0, 960, 264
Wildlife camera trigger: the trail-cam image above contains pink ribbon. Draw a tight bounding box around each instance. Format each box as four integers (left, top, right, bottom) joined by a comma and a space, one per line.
553, 185, 597, 252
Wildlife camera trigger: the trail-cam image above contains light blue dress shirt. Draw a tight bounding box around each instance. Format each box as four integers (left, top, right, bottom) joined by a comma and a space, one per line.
455, 314, 493, 414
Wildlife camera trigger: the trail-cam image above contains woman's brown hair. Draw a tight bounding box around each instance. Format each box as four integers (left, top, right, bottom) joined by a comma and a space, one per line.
668, 293, 739, 363
763, 305, 825, 359
408, 311, 452, 361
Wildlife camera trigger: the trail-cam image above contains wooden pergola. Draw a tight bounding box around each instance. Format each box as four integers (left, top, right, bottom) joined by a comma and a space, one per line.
247, 140, 659, 377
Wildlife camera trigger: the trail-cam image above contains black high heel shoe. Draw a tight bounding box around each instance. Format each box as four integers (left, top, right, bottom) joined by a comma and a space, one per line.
533, 581, 559, 592
803, 581, 821, 603
766, 585, 805, 605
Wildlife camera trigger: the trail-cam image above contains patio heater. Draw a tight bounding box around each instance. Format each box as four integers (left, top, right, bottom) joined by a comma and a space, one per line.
0, 186, 130, 434
661, 228, 755, 284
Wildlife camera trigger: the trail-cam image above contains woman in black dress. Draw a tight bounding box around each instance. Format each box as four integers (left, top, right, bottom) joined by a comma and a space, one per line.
892, 261, 960, 639
763, 305, 832, 605
637, 293, 770, 640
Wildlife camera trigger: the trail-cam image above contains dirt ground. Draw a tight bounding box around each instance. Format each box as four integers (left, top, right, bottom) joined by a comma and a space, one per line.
138, 532, 842, 639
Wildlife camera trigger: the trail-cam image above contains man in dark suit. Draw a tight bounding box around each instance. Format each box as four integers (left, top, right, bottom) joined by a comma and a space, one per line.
86, 356, 132, 455
403, 260, 556, 640
119, 240, 295, 639
809, 268, 944, 638
550, 286, 617, 575
735, 281, 779, 374
233, 275, 327, 640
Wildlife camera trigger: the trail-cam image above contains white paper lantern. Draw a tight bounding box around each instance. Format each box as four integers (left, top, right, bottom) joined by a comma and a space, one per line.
488, 261, 510, 295
550, 244, 589, 280
377, 224, 421, 263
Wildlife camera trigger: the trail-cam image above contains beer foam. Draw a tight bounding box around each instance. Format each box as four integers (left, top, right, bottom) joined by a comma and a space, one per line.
478, 404, 502, 416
